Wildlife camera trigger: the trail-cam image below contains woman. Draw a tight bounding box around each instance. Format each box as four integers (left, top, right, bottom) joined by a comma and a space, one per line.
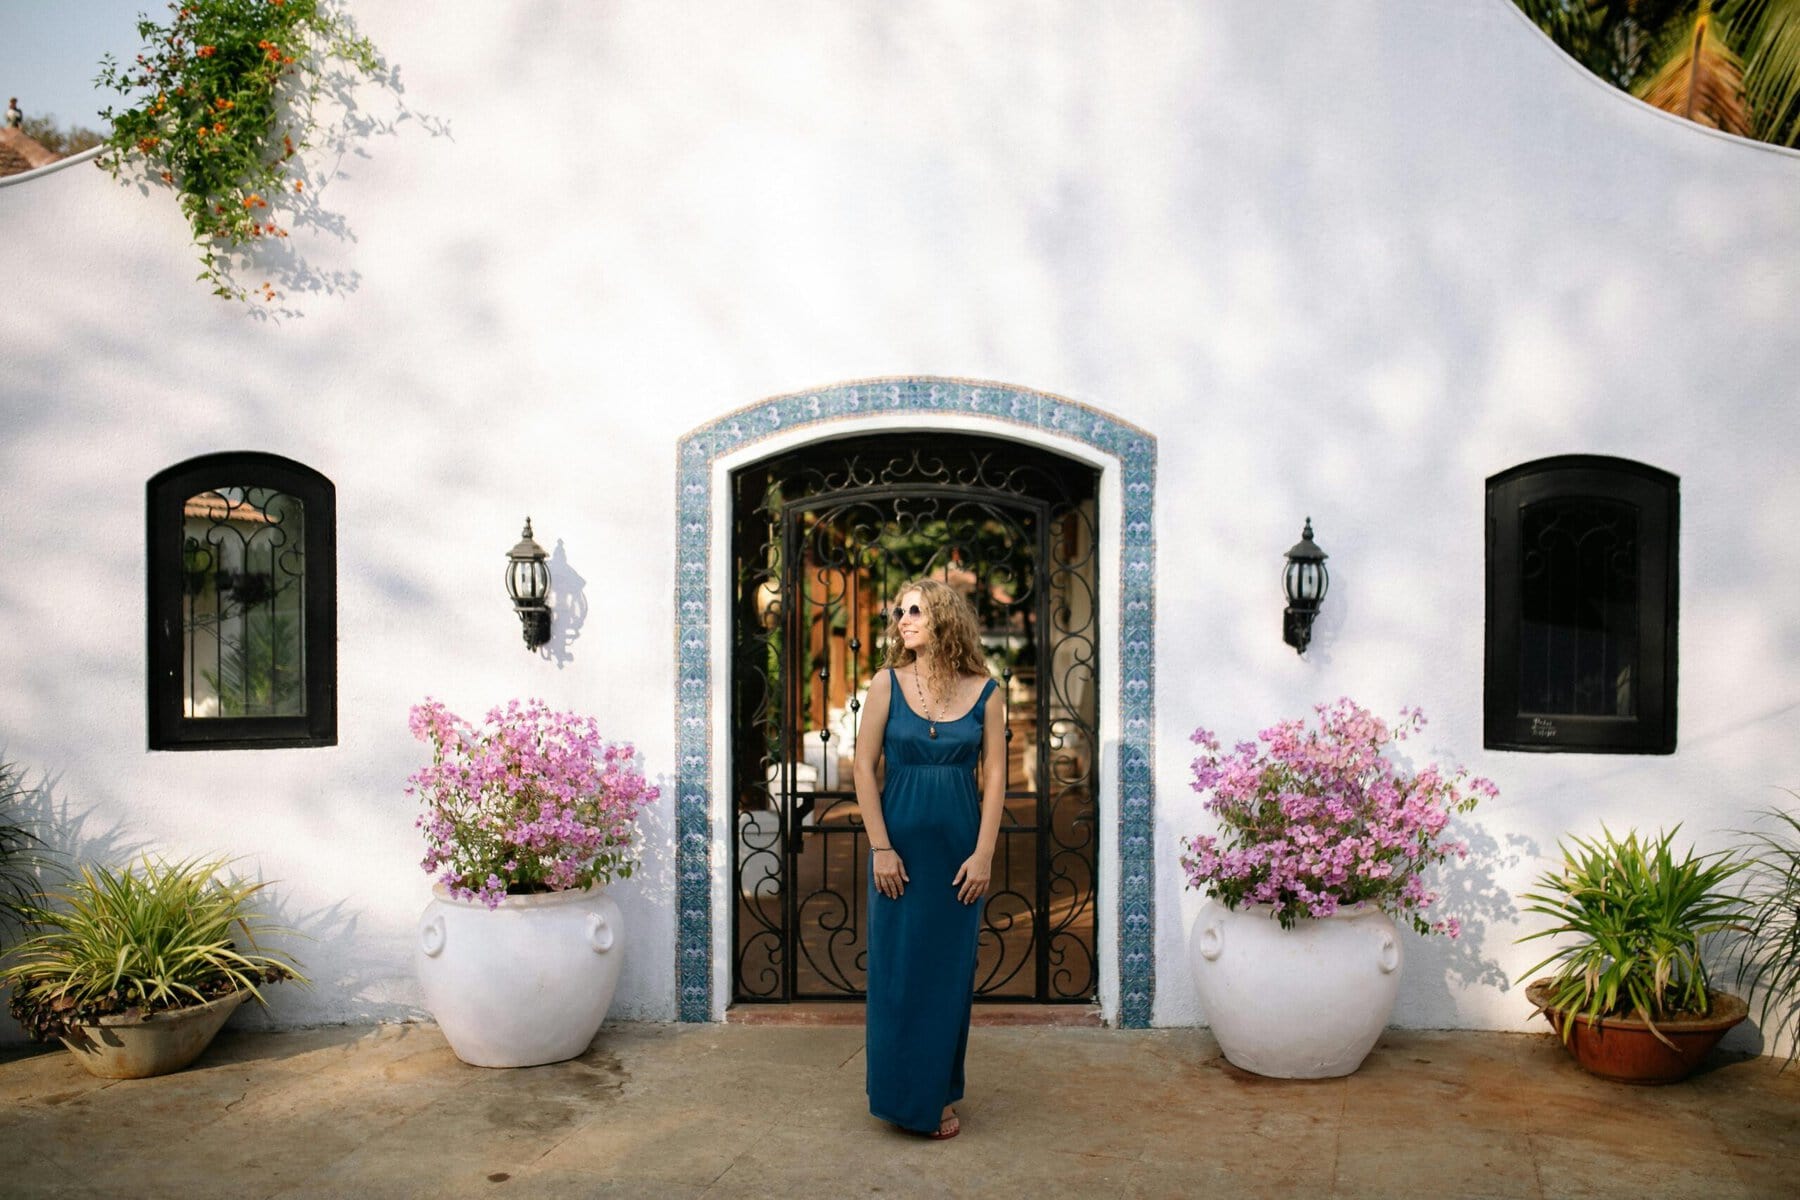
855, 577, 1006, 1140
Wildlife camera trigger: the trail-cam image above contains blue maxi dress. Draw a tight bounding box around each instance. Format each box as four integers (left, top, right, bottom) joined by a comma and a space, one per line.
866, 670, 997, 1132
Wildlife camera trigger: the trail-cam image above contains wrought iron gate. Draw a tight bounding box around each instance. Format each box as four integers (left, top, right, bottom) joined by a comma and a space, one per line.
730, 433, 1099, 1004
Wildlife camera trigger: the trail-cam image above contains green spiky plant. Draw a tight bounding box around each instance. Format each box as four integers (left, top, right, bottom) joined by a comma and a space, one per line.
1731, 798, 1800, 1066
1, 856, 305, 1043
1518, 826, 1751, 1047
0, 761, 49, 955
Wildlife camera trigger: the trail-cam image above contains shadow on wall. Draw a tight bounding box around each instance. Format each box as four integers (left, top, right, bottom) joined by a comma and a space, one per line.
229, 887, 420, 1032
1406, 813, 1536, 1027
2, 760, 146, 889
0, 758, 146, 1044
0, 754, 420, 1041
544, 539, 590, 669
610, 768, 677, 1014
629, 769, 677, 916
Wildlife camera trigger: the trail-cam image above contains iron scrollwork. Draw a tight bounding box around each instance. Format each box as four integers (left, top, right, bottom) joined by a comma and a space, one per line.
730, 434, 1099, 1004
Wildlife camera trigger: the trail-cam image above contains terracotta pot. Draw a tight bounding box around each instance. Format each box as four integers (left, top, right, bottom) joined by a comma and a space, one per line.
59, 989, 249, 1079
416, 884, 624, 1068
1188, 899, 1403, 1078
1525, 978, 1748, 1084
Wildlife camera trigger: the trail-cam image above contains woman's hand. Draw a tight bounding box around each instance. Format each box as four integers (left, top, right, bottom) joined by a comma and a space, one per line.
953, 851, 992, 905
873, 848, 908, 899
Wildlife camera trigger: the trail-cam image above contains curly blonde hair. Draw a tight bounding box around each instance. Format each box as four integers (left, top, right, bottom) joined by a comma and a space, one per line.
884, 577, 989, 684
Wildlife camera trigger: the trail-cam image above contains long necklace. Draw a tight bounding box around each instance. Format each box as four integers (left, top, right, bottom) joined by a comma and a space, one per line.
911, 665, 942, 739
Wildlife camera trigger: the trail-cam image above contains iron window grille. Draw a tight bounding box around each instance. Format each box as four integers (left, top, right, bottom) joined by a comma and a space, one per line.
147, 451, 337, 750
1484, 455, 1677, 754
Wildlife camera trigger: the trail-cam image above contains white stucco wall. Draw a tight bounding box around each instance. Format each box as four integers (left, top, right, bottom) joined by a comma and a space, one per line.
1, 1, 1796, 1046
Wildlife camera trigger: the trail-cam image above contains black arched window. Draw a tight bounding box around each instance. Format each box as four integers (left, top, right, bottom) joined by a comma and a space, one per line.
148, 453, 336, 750
1485, 456, 1677, 754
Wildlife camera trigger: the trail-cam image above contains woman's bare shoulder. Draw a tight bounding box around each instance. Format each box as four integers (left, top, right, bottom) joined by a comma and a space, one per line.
960, 671, 996, 697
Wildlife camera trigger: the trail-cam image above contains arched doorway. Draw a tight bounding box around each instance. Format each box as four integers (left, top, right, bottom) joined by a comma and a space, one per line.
674, 378, 1157, 1026
730, 433, 1099, 1004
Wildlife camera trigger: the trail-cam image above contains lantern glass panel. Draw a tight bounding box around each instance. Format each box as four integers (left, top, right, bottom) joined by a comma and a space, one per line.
1285, 560, 1324, 605
508, 557, 548, 603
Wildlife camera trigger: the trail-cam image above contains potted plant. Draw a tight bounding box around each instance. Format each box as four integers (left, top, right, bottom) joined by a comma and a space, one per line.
1181, 699, 1495, 1077
1728, 799, 1800, 1066
1, 856, 304, 1078
409, 698, 658, 1068
1518, 826, 1750, 1084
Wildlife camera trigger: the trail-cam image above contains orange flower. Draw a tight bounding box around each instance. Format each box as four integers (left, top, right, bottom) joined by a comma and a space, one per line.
197, 45, 215, 58
212, 121, 226, 134
243, 193, 267, 209
137, 135, 159, 152
213, 98, 234, 111
293, 179, 303, 192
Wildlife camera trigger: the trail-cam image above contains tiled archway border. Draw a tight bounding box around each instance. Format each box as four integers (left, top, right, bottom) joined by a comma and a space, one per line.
675, 378, 1156, 1026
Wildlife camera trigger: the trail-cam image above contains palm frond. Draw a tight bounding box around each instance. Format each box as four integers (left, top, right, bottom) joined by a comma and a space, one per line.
1636, 5, 1755, 134
1729, 799, 1800, 1066
0, 761, 52, 952
1728, 0, 1800, 144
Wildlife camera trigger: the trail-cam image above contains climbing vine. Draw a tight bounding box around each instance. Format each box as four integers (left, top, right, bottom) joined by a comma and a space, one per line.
96, 0, 380, 302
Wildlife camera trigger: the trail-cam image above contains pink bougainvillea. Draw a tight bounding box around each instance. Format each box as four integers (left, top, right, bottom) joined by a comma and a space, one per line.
1181, 699, 1495, 936
407, 698, 658, 909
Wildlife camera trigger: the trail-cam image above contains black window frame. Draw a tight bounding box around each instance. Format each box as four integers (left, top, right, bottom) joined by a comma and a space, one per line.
147, 451, 337, 750
1484, 454, 1678, 755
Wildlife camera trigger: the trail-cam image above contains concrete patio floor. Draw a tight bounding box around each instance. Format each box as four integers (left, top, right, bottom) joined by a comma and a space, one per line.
2, 1020, 1796, 1199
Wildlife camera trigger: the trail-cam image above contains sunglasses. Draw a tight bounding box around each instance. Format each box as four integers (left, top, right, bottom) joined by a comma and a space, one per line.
891, 604, 924, 622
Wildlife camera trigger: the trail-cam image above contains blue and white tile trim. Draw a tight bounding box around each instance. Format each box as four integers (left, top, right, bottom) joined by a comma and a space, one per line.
675, 378, 1157, 1027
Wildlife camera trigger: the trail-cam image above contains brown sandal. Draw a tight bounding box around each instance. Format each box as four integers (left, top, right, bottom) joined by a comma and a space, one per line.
928, 1110, 960, 1140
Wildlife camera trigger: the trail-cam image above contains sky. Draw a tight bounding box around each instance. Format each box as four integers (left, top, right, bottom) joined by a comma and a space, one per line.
1, 1, 152, 128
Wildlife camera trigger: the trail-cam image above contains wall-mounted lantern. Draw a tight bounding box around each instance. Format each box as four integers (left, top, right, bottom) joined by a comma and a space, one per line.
1282, 517, 1329, 656
505, 517, 551, 650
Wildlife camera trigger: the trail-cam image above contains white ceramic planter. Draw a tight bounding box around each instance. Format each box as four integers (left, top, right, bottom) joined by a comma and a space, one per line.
1187, 898, 1403, 1078
416, 884, 623, 1068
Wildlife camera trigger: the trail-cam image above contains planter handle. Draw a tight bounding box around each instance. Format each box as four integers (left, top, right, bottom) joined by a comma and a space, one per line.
1197, 917, 1224, 962
1378, 932, 1399, 974
588, 911, 615, 953
420, 914, 447, 958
